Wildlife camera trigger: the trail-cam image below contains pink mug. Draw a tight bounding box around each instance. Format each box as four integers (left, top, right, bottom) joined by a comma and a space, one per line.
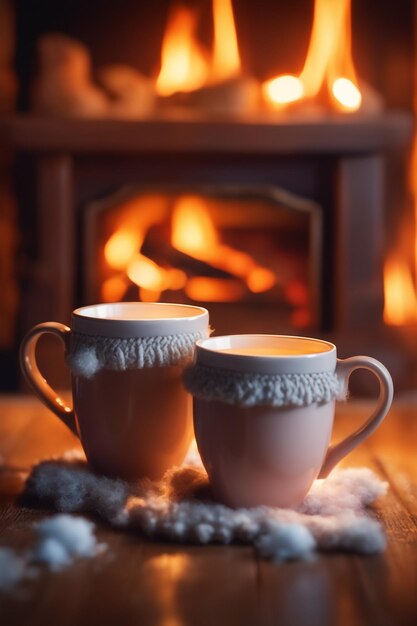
20, 302, 209, 481
185, 334, 394, 508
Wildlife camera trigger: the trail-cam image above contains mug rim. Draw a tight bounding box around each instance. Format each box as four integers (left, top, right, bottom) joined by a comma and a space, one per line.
195, 334, 336, 375
71, 302, 209, 338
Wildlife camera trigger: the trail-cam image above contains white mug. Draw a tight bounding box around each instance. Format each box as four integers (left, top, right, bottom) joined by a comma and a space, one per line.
186, 334, 394, 508
20, 302, 209, 481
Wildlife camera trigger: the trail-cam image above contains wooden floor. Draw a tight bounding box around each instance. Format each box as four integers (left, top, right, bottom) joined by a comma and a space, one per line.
1, 393, 417, 626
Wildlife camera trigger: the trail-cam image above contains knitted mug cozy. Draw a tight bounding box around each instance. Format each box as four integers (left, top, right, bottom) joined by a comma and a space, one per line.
67, 330, 209, 378
184, 362, 346, 407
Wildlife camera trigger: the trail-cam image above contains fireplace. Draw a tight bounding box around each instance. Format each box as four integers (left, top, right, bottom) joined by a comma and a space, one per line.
0, 0, 415, 390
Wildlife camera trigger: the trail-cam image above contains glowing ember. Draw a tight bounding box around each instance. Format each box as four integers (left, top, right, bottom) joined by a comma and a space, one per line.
101, 275, 128, 302
262, 75, 304, 107
156, 6, 210, 96
185, 277, 245, 302
247, 267, 276, 293
127, 254, 167, 292
212, 0, 241, 82
332, 78, 361, 111
104, 230, 142, 270
262, 0, 362, 113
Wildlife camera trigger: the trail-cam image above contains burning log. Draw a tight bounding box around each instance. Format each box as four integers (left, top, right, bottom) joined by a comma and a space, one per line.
141, 236, 236, 280
161, 75, 260, 116
97, 64, 156, 118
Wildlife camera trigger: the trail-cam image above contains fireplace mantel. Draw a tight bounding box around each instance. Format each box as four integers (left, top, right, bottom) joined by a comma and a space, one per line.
4, 110, 413, 390
0, 113, 412, 155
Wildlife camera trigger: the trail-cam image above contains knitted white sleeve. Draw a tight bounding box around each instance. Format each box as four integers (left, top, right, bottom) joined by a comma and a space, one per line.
184, 362, 346, 407
66, 330, 209, 378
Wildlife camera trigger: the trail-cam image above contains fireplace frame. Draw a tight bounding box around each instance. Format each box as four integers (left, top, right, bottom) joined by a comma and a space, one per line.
0, 112, 411, 359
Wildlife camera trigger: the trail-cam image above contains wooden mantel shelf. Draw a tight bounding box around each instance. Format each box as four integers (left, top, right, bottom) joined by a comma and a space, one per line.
0, 112, 412, 155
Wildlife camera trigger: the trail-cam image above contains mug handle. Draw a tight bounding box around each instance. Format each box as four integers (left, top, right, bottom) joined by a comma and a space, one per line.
318, 356, 394, 478
19, 322, 78, 436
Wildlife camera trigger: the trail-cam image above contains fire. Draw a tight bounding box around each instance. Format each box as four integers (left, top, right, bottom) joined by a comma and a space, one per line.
171, 195, 276, 296
262, 0, 362, 112
211, 0, 241, 81
127, 254, 167, 292
104, 230, 142, 270
103, 195, 276, 305
157, 0, 241, 97
185, 277, 245, 302
171, 196, 219, 254
262, 76, 304, 107
156, 6, 210, 96
383, 254, 417, 326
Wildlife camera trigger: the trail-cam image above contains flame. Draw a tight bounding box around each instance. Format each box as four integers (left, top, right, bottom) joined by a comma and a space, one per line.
383, 254, 417, 325
262, 75, 304, 107
101, 275, 128, 302
104, 230, 142, 270
185, 277, 245, 302
211, 0, 241, 81
171, 196, 276, 294
262, 0, 361, 112
156, 6, 210, 96
127, 254, 167, 292
157, 0, 241, 96
171, 196, 219, 254
332, 78, 361, 111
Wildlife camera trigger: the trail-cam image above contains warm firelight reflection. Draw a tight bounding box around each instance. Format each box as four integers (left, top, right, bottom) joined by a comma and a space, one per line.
156, 6, 209, 96
212, 0, 241, 81
262, 0, 362, 112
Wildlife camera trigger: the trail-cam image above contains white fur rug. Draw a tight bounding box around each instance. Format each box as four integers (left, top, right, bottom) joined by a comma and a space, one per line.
23, 451, 388, 562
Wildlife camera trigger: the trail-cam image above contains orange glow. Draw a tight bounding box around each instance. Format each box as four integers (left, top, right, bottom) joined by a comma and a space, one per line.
127, 254, 167, 291
262, 0, 361, 113
247, 267, 276, 293
171, 196, 219, 255
165, 267, 188, 290
104, 230, 142, 270
171, 196, 276, 294
332, 78, 361, 111
156, 6, 210, 96
211, 0, 241, 82
101, 275, 128, 302
185, 277, 245, 301
383, 254, 417, 326
262, 75, 304, 108
139, 287, 161, 303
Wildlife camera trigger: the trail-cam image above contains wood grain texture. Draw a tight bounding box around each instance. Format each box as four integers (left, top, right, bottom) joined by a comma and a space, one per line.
1, 394, 417, 626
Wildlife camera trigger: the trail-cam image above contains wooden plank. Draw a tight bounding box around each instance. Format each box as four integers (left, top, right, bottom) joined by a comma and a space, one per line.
1, 395, 417, 626
0, 113, 412, 155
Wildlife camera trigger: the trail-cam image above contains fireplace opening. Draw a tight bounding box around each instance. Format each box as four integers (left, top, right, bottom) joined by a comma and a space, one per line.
84, 187, 322, 335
